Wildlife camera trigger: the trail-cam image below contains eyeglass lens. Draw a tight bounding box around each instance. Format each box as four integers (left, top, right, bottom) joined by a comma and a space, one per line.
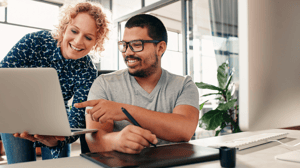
118, 41, 143, 52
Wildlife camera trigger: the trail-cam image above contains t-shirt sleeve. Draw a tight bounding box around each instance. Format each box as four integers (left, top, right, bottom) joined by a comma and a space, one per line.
175, 76, 199, 110
85, 75, 108, 114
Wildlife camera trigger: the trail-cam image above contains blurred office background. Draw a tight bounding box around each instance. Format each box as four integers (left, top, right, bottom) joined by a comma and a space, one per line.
0, 0, 239, 139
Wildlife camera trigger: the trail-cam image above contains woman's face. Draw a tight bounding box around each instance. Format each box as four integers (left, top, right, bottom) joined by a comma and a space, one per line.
60, 12, 97, 60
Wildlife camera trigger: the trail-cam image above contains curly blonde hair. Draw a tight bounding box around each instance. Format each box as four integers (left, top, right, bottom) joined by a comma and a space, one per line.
52, 2, 110, 53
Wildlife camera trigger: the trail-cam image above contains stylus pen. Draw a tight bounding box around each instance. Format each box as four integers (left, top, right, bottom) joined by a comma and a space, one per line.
121, 107, 157, 148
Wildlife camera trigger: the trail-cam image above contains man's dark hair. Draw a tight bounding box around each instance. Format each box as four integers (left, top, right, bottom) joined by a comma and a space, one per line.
125, 14, 168, 45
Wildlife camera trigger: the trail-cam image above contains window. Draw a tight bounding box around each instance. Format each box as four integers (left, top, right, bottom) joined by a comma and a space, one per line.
167, 31, 179, 51
0, 7, 4, 22
190, 0, 239, 111
6, 0, 59, 30
0, 0, 59, 62
162, 50, 183, 76
0, 24, 40, 61
145, 0, 161, 6
113, 0, 141, 20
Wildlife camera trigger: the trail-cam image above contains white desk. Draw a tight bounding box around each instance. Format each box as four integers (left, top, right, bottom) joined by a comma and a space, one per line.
1, 129, 300, 168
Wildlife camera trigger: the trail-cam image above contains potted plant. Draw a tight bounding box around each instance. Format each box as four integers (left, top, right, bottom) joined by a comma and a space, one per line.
195, 61, 241, 136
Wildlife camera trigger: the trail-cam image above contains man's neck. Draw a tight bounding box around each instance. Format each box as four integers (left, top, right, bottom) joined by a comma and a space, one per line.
134, 68, 162, 94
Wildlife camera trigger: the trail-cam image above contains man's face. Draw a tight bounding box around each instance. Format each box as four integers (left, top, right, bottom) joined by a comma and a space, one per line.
61, 13, 97, 60
122, 27, 160, 78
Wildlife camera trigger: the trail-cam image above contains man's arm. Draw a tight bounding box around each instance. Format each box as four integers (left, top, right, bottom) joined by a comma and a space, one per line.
85, 113, 158, 154
77, 100, 199, 144
85, 116, 114, 152
120, 104, 199, 142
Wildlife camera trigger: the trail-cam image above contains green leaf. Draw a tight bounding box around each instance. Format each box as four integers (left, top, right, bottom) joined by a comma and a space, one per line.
217, 63, 228, 89
199, 100, 208, 110
225, 75, 233, 91
230, 117, 242, 133
215, 130, 221, 136
233, 125, 242, 133
232, 123, 241, 133
222, 113, 232, 123
226, 90, 232, 101
215, 122, 227, 136
215, 97, 224, 101
195, 82, 223, 91
216, 99, 237, 111
201, 93, 222, 97
235, 105, 239, 110
199, 109, 225, 130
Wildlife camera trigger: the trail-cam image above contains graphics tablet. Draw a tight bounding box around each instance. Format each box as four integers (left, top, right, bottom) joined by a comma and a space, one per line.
80, 143, 219, 168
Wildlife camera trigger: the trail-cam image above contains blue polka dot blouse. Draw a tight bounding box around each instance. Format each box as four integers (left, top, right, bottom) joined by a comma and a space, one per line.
0, 30, 97, 158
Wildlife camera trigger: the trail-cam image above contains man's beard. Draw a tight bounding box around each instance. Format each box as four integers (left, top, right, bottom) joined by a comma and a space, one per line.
127, 53, 159, 78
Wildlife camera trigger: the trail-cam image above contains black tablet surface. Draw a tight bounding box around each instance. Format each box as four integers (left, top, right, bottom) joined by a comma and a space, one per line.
80, 143, 219, 168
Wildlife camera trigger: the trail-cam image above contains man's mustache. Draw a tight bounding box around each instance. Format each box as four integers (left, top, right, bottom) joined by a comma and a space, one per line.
125, 55, 141, 61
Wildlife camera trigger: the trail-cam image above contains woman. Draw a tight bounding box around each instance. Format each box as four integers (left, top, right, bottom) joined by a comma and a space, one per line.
0, 2, 109, 164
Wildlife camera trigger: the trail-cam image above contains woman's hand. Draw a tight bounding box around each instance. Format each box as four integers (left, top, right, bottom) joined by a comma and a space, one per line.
75, 99, 127, 123
13, 132, 65, 147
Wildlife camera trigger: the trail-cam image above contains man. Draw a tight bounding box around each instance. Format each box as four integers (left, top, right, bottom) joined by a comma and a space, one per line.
75, 14, 199, 154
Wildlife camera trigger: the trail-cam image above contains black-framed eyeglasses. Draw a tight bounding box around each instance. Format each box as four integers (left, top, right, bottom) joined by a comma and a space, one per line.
118, 40, 161, 53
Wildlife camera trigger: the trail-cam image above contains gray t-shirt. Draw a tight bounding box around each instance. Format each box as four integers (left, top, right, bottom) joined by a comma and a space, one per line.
87, 68, 199, 145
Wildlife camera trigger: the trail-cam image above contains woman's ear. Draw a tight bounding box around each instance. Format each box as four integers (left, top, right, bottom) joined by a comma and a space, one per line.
156, 41, 167, 57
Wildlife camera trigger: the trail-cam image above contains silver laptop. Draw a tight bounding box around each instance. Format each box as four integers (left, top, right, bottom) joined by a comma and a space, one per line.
0, 68, 97, 136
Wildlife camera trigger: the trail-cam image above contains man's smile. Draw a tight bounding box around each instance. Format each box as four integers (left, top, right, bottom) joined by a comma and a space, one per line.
125, 56, 141, 67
